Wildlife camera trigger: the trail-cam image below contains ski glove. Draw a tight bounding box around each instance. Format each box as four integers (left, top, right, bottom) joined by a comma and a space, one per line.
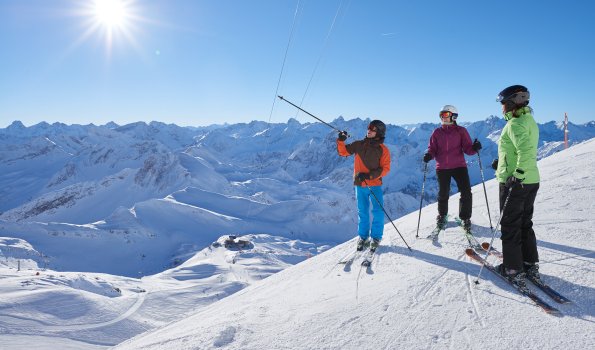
356, 172, 371, 182
504, 175, 523, 188
491, 158, 498, 170
423, 152, 433, 163
505, 174, 523, 189
472, 139, 482, 151
337, 131, 348, 141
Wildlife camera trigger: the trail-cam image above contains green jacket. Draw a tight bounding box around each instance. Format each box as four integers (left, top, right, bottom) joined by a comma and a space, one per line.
496, 106, 540, 184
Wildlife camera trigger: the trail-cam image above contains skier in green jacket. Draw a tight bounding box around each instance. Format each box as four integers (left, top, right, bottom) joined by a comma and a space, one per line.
491, 84, 542, 292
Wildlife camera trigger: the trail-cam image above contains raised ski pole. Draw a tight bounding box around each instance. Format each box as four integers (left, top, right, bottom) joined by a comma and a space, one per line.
474, 186, 513, 284
476, 143, 493, 231
363, 179, 412, 251
415, 162, 429, 238
277, 96, 350, 137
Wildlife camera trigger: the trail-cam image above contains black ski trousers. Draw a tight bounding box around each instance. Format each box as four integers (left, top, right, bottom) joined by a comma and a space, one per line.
499, 183, 540, 271
436, 167, 472, 220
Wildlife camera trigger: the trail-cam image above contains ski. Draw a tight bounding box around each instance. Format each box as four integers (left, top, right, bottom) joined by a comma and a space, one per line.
338, 249, 364, 265
426, 215, 449, 241
480, 242, 571, 304
361, 248, 376, 267
426, 226, 443, 241
454, 217, 483, 250
480, 242, 504, 259
465, 248, 560, 315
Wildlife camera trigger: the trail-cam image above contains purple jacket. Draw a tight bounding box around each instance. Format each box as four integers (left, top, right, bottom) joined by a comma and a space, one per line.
427, 124, 476, 170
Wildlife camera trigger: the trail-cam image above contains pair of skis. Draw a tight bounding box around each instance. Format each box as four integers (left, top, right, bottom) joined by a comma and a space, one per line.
338, 245, 377, 267
475, 243, 571, 304
425, 217, 571, 314
467, 243, 571, 315
426, 216, 478, 249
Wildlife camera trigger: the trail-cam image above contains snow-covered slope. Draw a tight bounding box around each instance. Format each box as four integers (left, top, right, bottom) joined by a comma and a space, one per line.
114, 139, 595, 350
0, 234, 325, 349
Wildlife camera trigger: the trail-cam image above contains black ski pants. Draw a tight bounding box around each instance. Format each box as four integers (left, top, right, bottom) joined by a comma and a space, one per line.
436, 167, 472, 220
499, 183, 540, 271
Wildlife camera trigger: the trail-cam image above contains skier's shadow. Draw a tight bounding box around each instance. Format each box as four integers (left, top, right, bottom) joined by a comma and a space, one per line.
383, 242, 595, 321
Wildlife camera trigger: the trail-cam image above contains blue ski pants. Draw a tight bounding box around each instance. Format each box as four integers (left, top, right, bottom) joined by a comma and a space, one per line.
355, 185, 384, 240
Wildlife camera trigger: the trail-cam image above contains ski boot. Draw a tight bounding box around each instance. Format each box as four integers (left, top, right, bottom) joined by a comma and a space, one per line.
462, 219, 472, 233
436, 215, 447, 230
370, 238, 381, 253
356, 237, 369, 252
524, 262, 543, 285
496, 264, 529, 293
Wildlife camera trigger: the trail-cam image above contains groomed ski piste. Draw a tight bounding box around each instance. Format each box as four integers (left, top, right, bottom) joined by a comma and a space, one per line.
1, 138, 594, 350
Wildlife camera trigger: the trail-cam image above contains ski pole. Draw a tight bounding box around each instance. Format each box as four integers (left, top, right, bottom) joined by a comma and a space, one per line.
476, 143, 493, 231
415, 162, 428, 238
363, 179, 412, 252
474, 186, 513, 284
277, 96, 350, 137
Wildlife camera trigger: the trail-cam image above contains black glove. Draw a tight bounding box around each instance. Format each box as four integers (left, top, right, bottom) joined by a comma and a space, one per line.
337, 131, 348, 141
505, 175, 522, 189
423, 152, 433, 163
472, 139, 482, 151
356, 172, 371, 182
491, 158, 498, 170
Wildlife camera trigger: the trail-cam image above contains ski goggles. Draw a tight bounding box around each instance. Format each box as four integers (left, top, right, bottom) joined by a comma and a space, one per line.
439, 111, 458, 119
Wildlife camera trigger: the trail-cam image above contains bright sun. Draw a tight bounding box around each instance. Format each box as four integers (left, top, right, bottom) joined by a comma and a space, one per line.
73, 0, 142, 57
94, 0, 128, 28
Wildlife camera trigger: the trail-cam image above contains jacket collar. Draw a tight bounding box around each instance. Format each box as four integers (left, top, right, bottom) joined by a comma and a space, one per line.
440, 123, 456, 130
365, 137, 384, 145
504, 106, 531, 121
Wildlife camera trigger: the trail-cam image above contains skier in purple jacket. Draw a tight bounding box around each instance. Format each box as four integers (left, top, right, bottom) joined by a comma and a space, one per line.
423, 105, 482, 231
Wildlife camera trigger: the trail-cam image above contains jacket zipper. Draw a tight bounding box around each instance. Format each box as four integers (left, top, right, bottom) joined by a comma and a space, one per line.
445, 127, 449, 166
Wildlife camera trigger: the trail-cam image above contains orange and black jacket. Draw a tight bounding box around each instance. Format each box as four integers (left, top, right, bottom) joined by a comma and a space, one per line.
337, 137, 391, 187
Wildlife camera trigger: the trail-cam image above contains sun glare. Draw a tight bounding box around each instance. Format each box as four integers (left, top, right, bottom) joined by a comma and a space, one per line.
70, 0, 144, 58
94, 0, 127, 28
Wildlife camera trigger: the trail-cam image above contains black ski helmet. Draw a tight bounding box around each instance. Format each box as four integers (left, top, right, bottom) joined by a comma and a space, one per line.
368, 120, 386, 138
497, 85, 530, 109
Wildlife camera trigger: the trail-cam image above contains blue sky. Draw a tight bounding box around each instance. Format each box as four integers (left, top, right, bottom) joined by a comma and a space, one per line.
1, 0, 594, 128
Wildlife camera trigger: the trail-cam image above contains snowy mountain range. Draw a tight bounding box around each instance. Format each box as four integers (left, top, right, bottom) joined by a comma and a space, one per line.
1, 127, 593, 350
1, 117, 594, 278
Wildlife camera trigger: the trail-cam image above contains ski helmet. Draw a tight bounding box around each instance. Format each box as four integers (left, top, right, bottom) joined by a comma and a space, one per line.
497, 85, 530, 107
439, 105, 458, 121
368, 120, 386, 138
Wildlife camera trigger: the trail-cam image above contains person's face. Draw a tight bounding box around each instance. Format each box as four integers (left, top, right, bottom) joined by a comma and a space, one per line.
367, 125, 377, 137
440, 111, 453, 123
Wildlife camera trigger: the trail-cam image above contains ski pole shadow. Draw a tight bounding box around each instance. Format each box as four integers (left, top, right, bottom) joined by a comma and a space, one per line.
382, 243, 595, 320
468, 223, 595, 261
537, 240, 595, 262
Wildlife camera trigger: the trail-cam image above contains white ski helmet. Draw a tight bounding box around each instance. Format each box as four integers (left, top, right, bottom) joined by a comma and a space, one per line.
439, 105, 458, 121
